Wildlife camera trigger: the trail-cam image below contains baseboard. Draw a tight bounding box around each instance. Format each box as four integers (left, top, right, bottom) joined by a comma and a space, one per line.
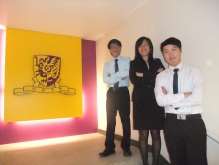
97, 129, 170, 165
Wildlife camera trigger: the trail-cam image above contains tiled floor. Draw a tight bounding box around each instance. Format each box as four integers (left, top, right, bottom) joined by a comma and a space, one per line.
0, 133, 150, 165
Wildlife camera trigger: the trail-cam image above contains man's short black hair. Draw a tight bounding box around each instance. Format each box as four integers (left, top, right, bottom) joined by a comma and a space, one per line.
160, 37, 181, 52
107, 39, 122, 49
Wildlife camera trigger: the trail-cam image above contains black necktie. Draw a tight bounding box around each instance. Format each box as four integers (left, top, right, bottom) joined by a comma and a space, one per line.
114, 59, 119, 91
173, 68, 179, 110
173, 68, 179, 94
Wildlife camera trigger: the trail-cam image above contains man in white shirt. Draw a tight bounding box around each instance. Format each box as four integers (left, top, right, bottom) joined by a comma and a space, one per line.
99, 39, 132, 157
154, 37, 207, 165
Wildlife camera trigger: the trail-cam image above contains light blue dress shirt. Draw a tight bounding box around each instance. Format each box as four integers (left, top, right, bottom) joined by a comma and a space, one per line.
103, 55, 130, 87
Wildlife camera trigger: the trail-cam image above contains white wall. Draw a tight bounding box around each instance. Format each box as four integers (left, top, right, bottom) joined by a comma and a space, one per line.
96, 0, 219, 164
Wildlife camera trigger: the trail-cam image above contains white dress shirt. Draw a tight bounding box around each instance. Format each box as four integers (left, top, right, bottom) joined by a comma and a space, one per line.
103, 55, 130, 87
154, 62, 204, 114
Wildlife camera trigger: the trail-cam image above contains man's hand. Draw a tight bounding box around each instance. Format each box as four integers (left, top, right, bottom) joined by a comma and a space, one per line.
162, 86, 192, 98
184, 92, 192, 98
136, 72, 143, 77
108, 73, 126, 80
161, 86, 168, 95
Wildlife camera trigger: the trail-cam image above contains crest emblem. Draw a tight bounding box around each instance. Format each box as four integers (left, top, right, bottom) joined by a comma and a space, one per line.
13, 55, 76, 95
34, 55, 61, 87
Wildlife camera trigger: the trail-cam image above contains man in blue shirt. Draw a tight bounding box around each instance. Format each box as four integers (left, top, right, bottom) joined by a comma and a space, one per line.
99, 39, 132, 157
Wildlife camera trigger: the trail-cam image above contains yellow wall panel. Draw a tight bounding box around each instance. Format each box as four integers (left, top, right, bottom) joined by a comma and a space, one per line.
4, 28, 82, 122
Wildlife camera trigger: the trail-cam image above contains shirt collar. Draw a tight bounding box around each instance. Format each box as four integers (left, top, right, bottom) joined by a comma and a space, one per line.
112, 55, 121, 61
169, 62, 183, 71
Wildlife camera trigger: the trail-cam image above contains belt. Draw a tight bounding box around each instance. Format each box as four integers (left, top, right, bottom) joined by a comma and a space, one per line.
166, 113, 201, 120
109, 87, 127, 91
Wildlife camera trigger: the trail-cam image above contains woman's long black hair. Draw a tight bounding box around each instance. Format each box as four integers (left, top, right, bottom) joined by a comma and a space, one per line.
134, 37, 154, 63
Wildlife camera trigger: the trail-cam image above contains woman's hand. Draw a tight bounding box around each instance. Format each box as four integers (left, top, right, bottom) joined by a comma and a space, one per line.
136, 72, 143, 77
157, 68, 164, 73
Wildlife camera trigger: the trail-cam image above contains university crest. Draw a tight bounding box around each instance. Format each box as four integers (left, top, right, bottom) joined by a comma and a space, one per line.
13, 55, 76, 95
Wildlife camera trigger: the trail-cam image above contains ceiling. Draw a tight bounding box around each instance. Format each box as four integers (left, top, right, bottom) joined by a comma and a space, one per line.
0, 0, 148, 41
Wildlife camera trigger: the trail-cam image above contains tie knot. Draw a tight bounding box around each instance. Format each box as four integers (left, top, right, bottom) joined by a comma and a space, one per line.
174, 68, 179, 73
115, 59, 118, 62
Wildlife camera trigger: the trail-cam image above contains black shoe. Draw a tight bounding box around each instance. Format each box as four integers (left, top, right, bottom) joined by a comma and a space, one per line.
99, 150, 115, 157
123, 149, 132, 156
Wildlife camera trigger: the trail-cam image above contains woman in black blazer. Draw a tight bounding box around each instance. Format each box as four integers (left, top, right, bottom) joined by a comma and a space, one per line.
130, 37, 165, 165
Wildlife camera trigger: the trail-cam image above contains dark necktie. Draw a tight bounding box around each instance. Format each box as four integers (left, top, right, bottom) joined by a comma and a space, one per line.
114, 59, 119, 91
173, 68, 179, 94
173, 68, 179, 110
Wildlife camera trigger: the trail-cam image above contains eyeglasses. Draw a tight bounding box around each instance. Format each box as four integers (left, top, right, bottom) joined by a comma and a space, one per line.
110, 45, 120, 50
